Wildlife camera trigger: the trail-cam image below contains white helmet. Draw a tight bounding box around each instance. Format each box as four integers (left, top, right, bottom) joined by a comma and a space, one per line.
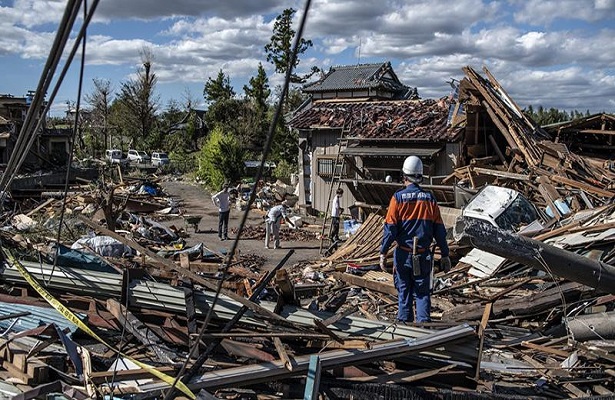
402, 156, 423, 182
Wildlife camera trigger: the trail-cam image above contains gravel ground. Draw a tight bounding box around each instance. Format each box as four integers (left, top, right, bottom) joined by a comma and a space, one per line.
158, 177, 325, 270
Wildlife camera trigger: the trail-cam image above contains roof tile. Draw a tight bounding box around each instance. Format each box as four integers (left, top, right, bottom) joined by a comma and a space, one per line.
289, 98, 459, 142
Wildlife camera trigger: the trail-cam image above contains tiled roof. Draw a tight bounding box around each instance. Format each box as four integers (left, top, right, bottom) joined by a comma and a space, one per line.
303, 61, 412, 97
288, 98, 459, 142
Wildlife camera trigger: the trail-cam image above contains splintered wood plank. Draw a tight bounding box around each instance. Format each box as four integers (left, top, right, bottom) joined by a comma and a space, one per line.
273, 337, 294, 371
521, 341, 570, 358
333, 271, 396, 296
550, 175, 615, 198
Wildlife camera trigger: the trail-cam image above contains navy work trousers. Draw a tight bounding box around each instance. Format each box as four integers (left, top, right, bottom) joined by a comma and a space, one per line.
393, 248, 432, 322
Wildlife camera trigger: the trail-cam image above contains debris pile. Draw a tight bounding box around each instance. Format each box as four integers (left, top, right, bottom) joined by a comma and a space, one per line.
0, 66, 614, 399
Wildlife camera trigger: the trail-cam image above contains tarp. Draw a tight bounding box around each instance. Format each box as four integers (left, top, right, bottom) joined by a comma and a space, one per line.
71, 235, 136, 258
55, 243, 118, 273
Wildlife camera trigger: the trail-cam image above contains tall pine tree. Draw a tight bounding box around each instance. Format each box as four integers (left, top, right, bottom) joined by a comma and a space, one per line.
264, 8, 313, 83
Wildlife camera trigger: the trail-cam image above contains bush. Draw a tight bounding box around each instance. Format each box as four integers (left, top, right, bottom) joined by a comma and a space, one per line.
196, 127, 245, 190
170, 150, 197, 174
272, 159, 297, 184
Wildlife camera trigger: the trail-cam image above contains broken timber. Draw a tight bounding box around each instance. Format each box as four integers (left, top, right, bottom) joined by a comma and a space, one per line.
456, 217, 615, 294
188, 324, 475, 391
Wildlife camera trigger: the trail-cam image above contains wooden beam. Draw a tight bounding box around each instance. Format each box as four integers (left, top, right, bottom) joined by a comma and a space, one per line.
332, 272, 397, 296
273, 337, 294, 371
474, 302, 491, 380
550, 175, 615, 198
473, 167, 530, 181
521, 341, 570, 358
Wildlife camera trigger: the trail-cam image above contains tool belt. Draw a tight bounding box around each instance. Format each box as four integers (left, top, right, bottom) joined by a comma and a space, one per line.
398, 245, 427, 254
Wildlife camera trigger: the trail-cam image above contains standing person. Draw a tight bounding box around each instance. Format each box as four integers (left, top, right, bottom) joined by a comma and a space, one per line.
329, 188, 344, 242
265, 200, 295, 249
379, 156, 451, 323
211, 184, 231, 241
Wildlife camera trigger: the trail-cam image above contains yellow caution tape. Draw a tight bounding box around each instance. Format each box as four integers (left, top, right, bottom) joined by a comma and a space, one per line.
6, 250, 195, 399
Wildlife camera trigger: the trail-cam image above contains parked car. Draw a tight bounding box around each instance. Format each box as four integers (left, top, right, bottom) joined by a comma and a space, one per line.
105, 149, 126, 165
127, 149, 150, 163
151, 151, 170, 167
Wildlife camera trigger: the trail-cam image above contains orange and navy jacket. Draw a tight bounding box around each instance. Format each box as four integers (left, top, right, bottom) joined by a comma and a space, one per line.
380, 183, 449, 257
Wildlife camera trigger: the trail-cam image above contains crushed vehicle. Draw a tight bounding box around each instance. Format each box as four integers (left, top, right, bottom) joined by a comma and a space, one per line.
454, 185, 543, 239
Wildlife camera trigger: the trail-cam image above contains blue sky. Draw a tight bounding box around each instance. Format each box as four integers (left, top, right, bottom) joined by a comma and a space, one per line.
1, 0, 614, 116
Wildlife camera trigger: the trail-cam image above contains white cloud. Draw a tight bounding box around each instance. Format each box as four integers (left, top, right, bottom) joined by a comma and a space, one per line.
95, 0, 288, 20
5, 0, 66, 28
512, 0, 615, 25
0, 0, 613, 113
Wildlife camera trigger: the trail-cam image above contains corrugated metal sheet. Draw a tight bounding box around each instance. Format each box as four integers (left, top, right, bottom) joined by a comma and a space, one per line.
1, 260, 123, 299
0, 302, 79, 334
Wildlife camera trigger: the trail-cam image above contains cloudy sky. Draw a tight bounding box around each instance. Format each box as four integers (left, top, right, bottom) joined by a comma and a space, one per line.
1, 0, 614, 116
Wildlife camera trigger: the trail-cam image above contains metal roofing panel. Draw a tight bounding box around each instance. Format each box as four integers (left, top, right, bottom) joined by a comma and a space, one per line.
1, 260, 123, 299
0, 302, 79, 334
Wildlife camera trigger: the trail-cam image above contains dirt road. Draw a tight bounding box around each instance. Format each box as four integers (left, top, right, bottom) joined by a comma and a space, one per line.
159, 178, 325, 270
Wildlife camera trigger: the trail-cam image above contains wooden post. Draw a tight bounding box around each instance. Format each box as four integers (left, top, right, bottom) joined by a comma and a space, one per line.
303, 355, 322, 400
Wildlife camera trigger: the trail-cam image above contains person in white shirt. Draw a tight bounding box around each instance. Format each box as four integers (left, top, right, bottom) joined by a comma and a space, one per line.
211, 184, 231, 241
329, 188, 344, 242
265, 200, 295, 249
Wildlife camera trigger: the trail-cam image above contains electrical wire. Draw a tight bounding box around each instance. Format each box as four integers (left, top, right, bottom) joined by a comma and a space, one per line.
162, 1, 313, 397
0, 0, 100, 205
0, 0, 81, 197
47, 0, 92, 285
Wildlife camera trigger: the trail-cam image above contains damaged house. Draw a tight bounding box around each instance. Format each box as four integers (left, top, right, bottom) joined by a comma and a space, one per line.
0, 92, 71, 169
543, 112, 615, 161
289, 61, 461, 216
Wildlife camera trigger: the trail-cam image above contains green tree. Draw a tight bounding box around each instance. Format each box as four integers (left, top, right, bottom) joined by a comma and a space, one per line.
197, 127, 246, 189
116, 48, 160, 148
264, 8, 313, 83
523, 105, 581, 126
244, 63, 271, 111
243, 63, 271, 151
203, 69, 235, 103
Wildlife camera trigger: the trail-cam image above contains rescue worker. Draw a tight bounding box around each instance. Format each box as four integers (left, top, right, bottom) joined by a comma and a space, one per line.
265, 200, 295, 249
379, 156, 451, 323
329, 188, 344, 242
211, 184, 231, 241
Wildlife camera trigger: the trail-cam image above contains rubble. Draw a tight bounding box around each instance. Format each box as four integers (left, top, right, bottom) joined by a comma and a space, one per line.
0, 66, 613, 400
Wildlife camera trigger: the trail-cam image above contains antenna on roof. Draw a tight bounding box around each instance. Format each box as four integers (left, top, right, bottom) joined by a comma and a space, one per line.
357, 38, 361, 65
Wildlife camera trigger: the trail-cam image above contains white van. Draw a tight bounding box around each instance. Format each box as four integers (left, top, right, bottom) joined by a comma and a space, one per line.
105, 149, 124, 164
151, 151, 170, 167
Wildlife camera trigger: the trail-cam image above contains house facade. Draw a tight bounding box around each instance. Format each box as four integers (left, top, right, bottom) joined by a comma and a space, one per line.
0, 92, 71, 168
